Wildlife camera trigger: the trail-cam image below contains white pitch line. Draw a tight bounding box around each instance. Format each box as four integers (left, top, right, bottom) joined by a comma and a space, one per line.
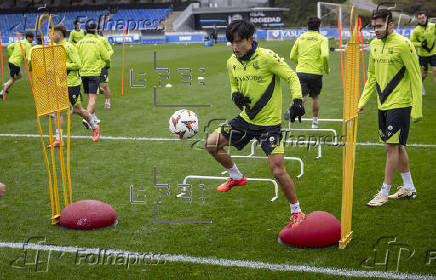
1, 134, 436, 148
0, 241, 434, 280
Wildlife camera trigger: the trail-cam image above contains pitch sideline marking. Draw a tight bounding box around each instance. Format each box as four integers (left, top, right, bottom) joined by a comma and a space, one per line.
1, 134, 436, 148
0, 241, 434, 280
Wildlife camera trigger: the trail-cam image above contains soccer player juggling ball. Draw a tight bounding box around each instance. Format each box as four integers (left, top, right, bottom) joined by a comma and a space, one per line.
358, 10, 422, 207
205, 20, 306, 227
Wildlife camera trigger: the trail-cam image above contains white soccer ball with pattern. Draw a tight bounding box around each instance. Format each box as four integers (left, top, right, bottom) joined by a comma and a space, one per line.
169, 109, 199, 139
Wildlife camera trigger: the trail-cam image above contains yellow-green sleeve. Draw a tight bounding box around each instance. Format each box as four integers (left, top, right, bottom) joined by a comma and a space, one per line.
69, 31, 75, 44
410, 29, 421, 48
321, 37, 330, 74
67, 44, 81, 71
400, 41, 422, 121
99, 41, 111, 68
267, 54, 302, 100
7, 43, 14, 56
358, 49, 376, 109
104, 39, 114, 57
227, 59, 239, 94
290, 39, 298, 64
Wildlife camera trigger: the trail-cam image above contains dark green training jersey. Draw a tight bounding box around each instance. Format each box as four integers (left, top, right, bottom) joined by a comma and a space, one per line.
227, 47, 302, 126
410, 22, 436, 57
358, 31, 422, 122
290, 30, 330, 75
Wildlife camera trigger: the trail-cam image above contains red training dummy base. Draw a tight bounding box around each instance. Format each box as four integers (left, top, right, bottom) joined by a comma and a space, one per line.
60, 200, 117, 230
278, 211, 341, 248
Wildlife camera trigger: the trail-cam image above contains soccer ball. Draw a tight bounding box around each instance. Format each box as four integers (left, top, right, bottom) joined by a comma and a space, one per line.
169, 109, 199, 139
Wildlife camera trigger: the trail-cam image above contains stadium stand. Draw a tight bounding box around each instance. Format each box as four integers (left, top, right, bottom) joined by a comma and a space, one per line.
0, 8, 172, 40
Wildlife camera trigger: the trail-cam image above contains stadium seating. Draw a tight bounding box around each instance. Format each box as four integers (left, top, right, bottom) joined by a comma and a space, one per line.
0, 8, 172, 39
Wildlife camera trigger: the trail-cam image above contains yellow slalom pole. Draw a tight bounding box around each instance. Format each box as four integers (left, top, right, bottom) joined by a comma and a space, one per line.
67, 109, 72, 204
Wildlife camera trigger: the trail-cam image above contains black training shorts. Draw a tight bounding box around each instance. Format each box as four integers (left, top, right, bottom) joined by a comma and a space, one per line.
297, 72, 323, 98
419, 54, 436, 71
81, 76, 100, 94
378, 107, 411, 146
68, 85, 83, 106
9, 63, 20, 79
219, 116, 283, 156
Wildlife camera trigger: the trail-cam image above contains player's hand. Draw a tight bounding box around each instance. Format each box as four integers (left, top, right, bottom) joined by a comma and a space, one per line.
232, 92, 251, 111
422, 40, 428, 49
288, 99, 305, 123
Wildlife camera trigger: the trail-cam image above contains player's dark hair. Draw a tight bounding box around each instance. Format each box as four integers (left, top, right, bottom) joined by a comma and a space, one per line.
36, 34, 42, 45
416, 10, 427, 17
86, 22, 97, 33
307, 17, 321, 31
372, 9, 393, 23
226, 20, 255, 43
54, 24, 67, 38
74, 20, 80, 25
25, 31, 34, 39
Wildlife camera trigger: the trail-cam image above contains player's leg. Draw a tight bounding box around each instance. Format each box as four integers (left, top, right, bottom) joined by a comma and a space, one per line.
268, 154, 305, 226
309, 74, 322, 128
101, 82, 112, 109
69, 85, 99, 142
99, 67, 111, 109
388, 107, 415, 199
85, 77, 100, 124
0, 182, 5, 198
1, 64, 21, 96
205, 131, 232, 168
206, 117, 250, 191
49, 112, 64, 148
419, 56, 428, 95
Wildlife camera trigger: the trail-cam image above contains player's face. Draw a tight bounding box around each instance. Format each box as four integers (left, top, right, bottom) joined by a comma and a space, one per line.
52, 30, 63, 43
374, 18, 392, 39
417, 14, 427, 25
231, 33, 253, 58
75, 22, 80, 30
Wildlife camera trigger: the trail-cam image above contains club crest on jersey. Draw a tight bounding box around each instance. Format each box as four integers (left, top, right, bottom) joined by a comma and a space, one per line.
232, 65, 236, 71
253, 61, 260, 70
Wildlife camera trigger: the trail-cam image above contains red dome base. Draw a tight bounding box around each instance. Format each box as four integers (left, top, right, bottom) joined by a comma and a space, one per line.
60, 200, 117, 230
278, 211, 341, 248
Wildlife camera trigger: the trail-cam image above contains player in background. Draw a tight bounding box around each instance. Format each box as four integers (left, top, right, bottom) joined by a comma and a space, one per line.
410, 11, 436, 96
76, 22, 110, 130
69, 20, 85, 46
358, 10, 422, 207
0, 31, 34, 97
95, 30, 114, 109
286, 17, 329, 129
205, 20, 307, 227
46, 25, 100, 147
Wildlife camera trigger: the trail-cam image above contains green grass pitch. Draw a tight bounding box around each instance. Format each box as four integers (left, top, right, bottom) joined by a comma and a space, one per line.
0, 40, 435, 279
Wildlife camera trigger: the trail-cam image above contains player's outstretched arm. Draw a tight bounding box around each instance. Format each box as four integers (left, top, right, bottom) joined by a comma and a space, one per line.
400, 40, 423, 122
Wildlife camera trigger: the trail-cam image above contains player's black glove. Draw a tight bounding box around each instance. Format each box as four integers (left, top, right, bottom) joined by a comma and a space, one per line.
422, 40, 428, 49
232, 92, 251, 111
286, 99, 305, 123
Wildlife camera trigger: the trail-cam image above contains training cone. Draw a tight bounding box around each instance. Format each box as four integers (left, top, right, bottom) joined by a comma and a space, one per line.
278, 211, 341, 248
60, 200, 117, 230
